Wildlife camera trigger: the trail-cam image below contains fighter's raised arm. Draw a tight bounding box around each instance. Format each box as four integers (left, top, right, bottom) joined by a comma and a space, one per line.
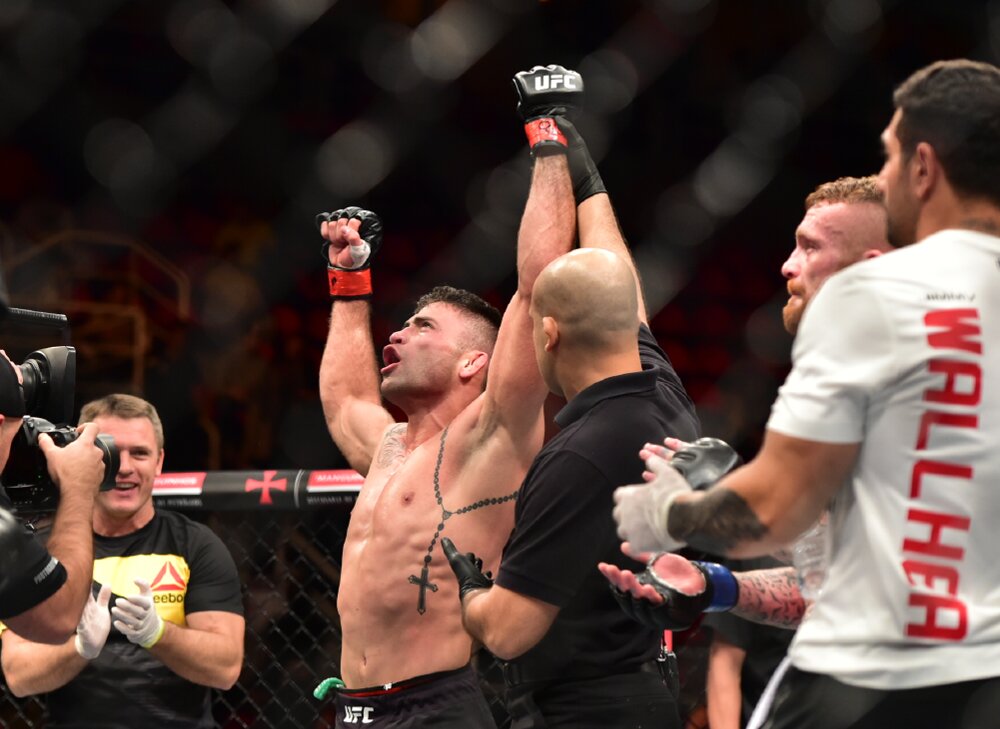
474, 66, 579, 448
317, 208, 396, 476
562, 119, 648, 325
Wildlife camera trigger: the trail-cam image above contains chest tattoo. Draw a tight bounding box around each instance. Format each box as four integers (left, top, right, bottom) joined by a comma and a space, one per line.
408, 426, 519, 615
376, 424, 408, 471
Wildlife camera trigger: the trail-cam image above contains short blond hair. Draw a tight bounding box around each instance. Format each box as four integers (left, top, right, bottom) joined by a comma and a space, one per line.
805, 175, 882, 210
79, 394, 164, 451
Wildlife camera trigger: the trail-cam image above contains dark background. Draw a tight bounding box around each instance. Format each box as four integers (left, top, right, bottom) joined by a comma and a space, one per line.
0, 0, 995, 470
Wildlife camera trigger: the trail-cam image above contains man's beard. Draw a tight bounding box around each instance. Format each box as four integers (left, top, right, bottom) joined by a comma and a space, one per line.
887, 214, 917, 247
885, 179, 919, 247
380, 375, 406, 406
782, 283, 806, 335
782, 299, 803, 335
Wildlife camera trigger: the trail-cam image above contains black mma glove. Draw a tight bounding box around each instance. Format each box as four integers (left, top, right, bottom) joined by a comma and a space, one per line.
315, 206, 384, 299
557, 117, 607, 203
441, 537, 493, 602
669, 437, 743, 491
613, 437, 743, 553
512, 65, 583, 155
609, 555, 739, 632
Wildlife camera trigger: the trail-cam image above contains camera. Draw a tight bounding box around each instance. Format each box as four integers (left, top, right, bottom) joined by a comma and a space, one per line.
18, 345, 76, 425
1, 346, 121, 515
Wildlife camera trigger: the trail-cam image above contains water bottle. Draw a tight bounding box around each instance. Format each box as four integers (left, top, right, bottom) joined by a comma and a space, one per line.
792, 519, 827, 601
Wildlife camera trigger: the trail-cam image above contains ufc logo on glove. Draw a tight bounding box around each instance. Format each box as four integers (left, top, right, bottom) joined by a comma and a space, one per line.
534, 74, 577, 90
343, 705, 374, 724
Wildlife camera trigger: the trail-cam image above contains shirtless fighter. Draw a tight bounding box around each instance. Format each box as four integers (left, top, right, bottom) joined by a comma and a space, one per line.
317, 65, 581, 727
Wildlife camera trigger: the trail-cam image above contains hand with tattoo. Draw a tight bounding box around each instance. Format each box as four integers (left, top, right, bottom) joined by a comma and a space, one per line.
614, 436, 745, 553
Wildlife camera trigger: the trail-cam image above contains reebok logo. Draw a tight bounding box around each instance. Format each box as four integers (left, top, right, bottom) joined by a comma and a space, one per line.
154, 593, 185, 604
343, 706, 374, 724
151, 562, 187, 591
534, 74, 577, 91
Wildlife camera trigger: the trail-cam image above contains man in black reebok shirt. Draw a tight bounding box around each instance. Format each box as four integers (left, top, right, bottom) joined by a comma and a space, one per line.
1, 394, 244, 728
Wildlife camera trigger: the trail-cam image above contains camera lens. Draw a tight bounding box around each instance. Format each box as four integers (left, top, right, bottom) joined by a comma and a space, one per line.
95, 435, 120, 491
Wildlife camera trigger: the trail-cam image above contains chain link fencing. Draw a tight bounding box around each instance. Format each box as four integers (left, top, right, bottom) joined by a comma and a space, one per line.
0, 485, 711, 728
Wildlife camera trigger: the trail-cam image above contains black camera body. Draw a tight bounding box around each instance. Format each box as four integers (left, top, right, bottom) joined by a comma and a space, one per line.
1, 346, 121, 515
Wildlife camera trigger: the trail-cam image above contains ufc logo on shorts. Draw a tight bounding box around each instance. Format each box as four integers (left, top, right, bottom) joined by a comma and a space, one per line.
534, 74, 577, 91
343, 705, 374, 724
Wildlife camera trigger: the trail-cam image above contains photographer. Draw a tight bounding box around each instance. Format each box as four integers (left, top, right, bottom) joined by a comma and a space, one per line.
0, 351, 105, 644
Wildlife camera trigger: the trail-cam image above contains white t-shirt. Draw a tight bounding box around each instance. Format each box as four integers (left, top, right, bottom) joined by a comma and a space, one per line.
767, 229, 1000, 690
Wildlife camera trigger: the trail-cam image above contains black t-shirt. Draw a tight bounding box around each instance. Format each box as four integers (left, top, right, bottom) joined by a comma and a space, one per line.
702, 556, 794, 724
0, 485, 67, 620
48, 510, 244, 729
496, 325, 699, 679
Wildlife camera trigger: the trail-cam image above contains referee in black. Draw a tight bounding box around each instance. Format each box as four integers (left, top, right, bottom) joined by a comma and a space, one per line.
442, 80, 700, 728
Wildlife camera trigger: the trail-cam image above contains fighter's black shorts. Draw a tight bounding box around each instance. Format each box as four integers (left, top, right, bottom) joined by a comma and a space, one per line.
761, 666, 1000, 729
333, 665, 497, 729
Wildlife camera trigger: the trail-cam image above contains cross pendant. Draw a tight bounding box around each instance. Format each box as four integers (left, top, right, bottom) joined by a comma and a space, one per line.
408, 565, 438, 614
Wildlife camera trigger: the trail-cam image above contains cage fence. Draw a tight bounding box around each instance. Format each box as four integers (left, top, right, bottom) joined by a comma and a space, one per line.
0, 470, 710, 728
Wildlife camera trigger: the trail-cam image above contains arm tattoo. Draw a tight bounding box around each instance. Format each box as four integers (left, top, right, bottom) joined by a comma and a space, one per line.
667, 488, 767, 555
731, 567, 805, 629
376, 424, 408, 469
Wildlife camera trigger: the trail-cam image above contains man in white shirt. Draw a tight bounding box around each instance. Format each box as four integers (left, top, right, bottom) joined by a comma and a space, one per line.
614, 58, 1000, 728
603, 175, 891, 729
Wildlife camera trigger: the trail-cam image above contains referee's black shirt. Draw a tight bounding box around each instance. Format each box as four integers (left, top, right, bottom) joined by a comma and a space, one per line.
496, 324, 699, 680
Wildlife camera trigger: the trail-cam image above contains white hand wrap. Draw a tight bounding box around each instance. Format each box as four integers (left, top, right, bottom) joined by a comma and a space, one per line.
75, 584, 113, 660
111, 578, 165, 649
342, 241, 371, 270
612, 454, 692, 553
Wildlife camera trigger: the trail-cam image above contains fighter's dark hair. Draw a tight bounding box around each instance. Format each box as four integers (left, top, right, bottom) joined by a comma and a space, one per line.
893, 59, 1000, 207
414, 286, 502, 334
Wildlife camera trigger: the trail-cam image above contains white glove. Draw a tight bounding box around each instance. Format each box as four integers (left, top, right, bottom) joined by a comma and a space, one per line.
75, 584, 113, 659
612, 453, 693, 553
111, 578, 165, 649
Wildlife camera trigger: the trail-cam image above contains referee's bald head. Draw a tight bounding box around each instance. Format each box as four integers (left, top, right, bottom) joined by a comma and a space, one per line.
533, 248, 639, 353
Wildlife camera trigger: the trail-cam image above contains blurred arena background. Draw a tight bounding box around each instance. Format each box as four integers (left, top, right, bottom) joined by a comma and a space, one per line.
0, 0, 996, 726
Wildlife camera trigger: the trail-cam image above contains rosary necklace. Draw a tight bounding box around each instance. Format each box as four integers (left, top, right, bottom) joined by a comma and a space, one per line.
408, 426, 519, 614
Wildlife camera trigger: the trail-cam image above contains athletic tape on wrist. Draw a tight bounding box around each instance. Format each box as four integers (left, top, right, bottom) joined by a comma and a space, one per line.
524, 118, 567, 150
348, 242, 371, 268
693, 561, 739, 612
140, 618, 166, 649
327, 267, 373, 299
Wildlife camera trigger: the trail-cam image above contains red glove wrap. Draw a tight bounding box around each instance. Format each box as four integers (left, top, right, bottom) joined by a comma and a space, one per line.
524, 118, 568, 150
328, 268, 372, 299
